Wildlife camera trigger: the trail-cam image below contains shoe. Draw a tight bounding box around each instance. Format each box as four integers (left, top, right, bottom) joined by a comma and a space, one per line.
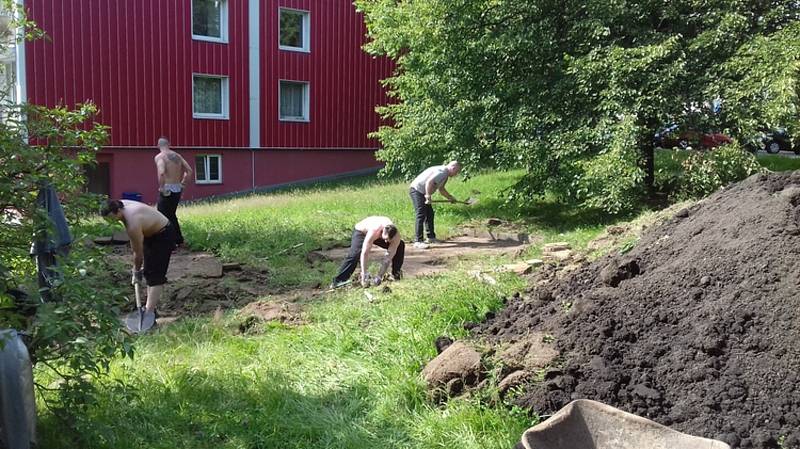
426, 238, 443, 244
389, 271, 403, 281
329, 280, 351, 289
413, 241, 430, 249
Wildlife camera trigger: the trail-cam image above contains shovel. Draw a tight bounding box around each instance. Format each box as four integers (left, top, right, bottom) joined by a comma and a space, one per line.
430, 197, 478, 206
125, 281, 156, 334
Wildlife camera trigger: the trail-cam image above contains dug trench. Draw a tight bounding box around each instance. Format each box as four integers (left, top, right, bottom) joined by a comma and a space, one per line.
473, 171, 800, 449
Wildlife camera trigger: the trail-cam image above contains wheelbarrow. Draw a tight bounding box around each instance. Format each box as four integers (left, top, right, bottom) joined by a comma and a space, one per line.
518, 399, 730, 449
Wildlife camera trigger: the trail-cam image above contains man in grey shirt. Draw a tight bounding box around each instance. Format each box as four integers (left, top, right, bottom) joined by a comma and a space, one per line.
408, 161, 461, 248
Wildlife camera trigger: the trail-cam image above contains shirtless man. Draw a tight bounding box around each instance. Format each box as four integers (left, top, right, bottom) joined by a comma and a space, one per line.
101, 199, 176, 316
331, 216, 405, 288
409, 161, 461, 248
154, 137, 192, 246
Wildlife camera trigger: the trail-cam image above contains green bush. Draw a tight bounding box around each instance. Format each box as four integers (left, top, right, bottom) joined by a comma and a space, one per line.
677, 144, 763, 199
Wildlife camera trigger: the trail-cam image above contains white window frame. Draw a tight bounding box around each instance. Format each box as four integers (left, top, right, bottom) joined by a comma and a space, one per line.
278, 7, 310, 53
278, 80, 310, 122
195, 154, 223, 184
192, 74, 229, 120
191, 0, 228, 43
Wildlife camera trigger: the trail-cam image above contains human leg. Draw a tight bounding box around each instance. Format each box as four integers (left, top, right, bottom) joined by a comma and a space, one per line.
332, 229, 366, 284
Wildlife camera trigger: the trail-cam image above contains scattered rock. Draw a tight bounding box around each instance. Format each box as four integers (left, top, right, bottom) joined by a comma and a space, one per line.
191, 254, 224, 278
503, 263, 533, 275
435, 336, 454, 354
499, 333, 559, 371
498, 370, 532, 397
525, 259, 544, 267
599, 258, 641, 287
93, 236, 113, 245
222, 262, 242, 272
542, 242, 571, 253
676, 208, 690, 218
543, 249, 573, 261
421, 341, 482, 395
111, 230, 130, 243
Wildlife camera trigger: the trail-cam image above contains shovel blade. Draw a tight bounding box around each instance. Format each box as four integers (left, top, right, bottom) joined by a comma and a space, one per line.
125, 309, 156, 334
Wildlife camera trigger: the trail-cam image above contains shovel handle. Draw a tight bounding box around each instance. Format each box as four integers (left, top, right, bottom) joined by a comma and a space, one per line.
134, 282, 143, 309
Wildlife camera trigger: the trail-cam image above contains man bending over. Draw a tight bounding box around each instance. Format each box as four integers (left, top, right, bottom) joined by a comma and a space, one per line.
102, 199, 176, 317
331, 216, 405, 288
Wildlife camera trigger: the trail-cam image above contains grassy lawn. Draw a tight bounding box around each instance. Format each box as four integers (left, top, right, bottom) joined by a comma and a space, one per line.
36, 171, 638, 449
655, 148, 800, 174
178, 171, 619, 288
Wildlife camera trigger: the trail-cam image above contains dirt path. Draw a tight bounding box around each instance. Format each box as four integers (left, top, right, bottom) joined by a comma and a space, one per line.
109, 234, 528, 325
320, 235, 527, 278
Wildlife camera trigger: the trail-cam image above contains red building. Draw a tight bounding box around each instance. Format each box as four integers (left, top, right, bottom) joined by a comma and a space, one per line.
14, 0, 392, 201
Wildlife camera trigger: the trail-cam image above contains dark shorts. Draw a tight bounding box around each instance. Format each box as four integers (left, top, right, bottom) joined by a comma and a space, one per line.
143, 224, 176, 286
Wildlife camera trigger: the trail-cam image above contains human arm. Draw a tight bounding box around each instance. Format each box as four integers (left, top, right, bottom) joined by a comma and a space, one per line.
376, 239, 399, 279
180, 155, 193, 187
438, 181, 457, 202
127, 224, 145, 282
360, 228, 379, 284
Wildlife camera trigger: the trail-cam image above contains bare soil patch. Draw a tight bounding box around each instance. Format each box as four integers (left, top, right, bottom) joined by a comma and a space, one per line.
321, 235, 527, 278
475, 171, 800, 449
107, 246, 273, 318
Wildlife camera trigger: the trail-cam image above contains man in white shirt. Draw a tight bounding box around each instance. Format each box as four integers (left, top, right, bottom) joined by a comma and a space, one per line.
408, 161, 461, 248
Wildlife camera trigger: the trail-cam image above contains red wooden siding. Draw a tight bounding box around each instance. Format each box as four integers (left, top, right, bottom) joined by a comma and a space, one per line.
261, 0, 393, 148
25, 0, 250, 147
101, 148, 380, 203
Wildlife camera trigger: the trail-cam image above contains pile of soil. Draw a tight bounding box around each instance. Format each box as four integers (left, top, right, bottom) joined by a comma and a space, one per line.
475, 171, 800, 449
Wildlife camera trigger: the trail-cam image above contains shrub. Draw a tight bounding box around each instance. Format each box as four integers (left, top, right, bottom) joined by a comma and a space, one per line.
677, 144, 763, 199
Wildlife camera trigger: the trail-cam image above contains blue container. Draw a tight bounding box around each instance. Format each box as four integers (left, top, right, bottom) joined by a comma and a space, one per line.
121, 192, 143, 202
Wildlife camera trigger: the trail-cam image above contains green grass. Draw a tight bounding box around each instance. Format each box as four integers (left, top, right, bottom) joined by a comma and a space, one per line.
37, 170, 636, 449
39, 276, 533, 449
756, 154, 800, 172
655, 148, 800, 174
178, 171, 618, 288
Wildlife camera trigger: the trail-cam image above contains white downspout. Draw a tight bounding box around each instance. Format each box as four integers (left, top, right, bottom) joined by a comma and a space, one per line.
248, 0, 260, 191
14, 0, 26, 106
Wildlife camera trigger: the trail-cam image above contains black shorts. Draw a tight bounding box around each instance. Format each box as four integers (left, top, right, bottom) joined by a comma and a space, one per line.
143, 225, 176, 286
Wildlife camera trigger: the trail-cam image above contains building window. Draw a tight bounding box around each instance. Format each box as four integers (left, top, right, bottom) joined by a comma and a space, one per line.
1, 60, 15, 106
279, 8, 310, 52
195, 155, 222, 184
279, 80, 309, 122
192, 0, 228, 43
193, 74, 229, 119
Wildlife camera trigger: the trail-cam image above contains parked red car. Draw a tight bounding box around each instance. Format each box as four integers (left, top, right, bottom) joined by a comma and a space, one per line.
654, 124, 733, 150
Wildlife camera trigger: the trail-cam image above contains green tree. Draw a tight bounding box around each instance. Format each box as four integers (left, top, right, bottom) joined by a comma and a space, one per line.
356, 0, 799, 212
0, 0, 131, 424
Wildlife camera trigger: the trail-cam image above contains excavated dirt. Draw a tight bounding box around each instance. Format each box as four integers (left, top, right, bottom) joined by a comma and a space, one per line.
107, 246, 273, 317
475, 171, 800, 449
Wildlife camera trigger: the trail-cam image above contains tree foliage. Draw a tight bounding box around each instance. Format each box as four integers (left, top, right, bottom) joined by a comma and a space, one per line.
0, 0, 131, 420
356, 0, 800, 212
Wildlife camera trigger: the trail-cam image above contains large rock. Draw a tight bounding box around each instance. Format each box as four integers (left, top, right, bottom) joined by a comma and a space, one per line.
499, 332, 559, 371
421, 341, 482, 392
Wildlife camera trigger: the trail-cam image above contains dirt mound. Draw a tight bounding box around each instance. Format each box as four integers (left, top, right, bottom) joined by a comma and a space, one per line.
475, 171, 800, 449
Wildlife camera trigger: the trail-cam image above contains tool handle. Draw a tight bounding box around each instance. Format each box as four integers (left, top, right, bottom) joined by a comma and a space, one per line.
134, 282, 143, 309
